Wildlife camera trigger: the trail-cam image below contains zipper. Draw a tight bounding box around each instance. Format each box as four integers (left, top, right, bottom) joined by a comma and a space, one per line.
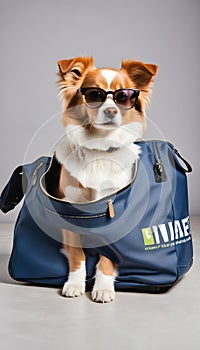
152, 142, 167, 182
152, 141, 161, 164
39, 155, 139, 220
45, 199, 115, 219
40, 157, 138, 205
44, 206, 107, 219
44, 199, 115, 220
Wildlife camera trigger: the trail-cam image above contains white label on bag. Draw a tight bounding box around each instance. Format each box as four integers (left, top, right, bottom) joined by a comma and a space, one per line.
142, 216, 191, 250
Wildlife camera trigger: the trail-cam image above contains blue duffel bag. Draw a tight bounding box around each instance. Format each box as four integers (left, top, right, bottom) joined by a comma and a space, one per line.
0, 140, 193, 292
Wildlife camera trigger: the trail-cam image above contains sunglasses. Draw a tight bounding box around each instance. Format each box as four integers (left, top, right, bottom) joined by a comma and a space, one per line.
77, 87, 140, 110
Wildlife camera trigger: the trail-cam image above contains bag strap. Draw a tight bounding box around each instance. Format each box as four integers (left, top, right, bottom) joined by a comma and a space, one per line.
0, 166, 28, 213
150, 141, 192, 182
0, 157, 51, 213
174, 148, 192, 173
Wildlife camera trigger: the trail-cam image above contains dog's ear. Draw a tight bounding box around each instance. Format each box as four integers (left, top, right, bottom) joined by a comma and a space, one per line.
57, 57, 95, 109
58, 57, 94, 78
121, 60, 158, 90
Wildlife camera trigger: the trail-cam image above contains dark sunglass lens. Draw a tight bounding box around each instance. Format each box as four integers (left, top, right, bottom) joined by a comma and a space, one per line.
115, 90, 129, 107
115, 90, 138, 109
85, 89, 105, 107
129, 91, 137, 106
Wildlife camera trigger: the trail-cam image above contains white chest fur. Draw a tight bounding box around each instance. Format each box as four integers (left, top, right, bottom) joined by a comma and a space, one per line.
56, 123, 142, 202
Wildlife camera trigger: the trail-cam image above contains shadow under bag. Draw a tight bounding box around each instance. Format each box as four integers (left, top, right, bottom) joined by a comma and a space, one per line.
0, 141, 193, 292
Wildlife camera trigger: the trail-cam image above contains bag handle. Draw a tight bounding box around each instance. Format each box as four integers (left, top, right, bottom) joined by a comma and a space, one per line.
174, 149, 192, 173
152, 141, 192, 183
0, 166, 27, 213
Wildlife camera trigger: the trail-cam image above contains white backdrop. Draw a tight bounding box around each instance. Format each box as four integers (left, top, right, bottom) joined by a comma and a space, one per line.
0, 0, 199, 222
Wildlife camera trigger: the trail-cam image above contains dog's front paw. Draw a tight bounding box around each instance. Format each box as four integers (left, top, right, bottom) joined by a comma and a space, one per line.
62, 262, 86, 298
92, 288, 115, 303
92, 269, 115, 303
62, 282, 85, 298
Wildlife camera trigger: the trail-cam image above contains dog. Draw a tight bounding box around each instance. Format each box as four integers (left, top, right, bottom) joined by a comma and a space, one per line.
55, 57, 158, 302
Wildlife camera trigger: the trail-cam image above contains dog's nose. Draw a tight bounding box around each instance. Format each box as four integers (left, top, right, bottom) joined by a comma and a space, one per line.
104, 107, 118, 119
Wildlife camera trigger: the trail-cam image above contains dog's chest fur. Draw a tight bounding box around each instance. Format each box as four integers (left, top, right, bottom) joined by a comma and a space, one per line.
56, 125, 141, 203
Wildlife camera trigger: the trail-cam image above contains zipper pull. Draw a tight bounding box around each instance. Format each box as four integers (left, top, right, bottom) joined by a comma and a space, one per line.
152, 142, 167, 183
154, 159, 167, 183
155, 159, 163, 176
108, 200, 115, 218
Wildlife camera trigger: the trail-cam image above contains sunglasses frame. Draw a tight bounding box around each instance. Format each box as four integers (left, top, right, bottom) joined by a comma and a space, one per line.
77, 87, 140, 110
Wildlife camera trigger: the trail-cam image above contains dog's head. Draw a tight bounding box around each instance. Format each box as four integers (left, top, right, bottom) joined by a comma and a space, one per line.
57, 57, 158, 135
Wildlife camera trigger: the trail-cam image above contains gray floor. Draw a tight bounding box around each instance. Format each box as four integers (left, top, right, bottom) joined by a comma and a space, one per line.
0, 217, 199, 350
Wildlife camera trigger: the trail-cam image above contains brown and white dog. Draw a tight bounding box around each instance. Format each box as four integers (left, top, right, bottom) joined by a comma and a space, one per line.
56, 57, 158, 302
